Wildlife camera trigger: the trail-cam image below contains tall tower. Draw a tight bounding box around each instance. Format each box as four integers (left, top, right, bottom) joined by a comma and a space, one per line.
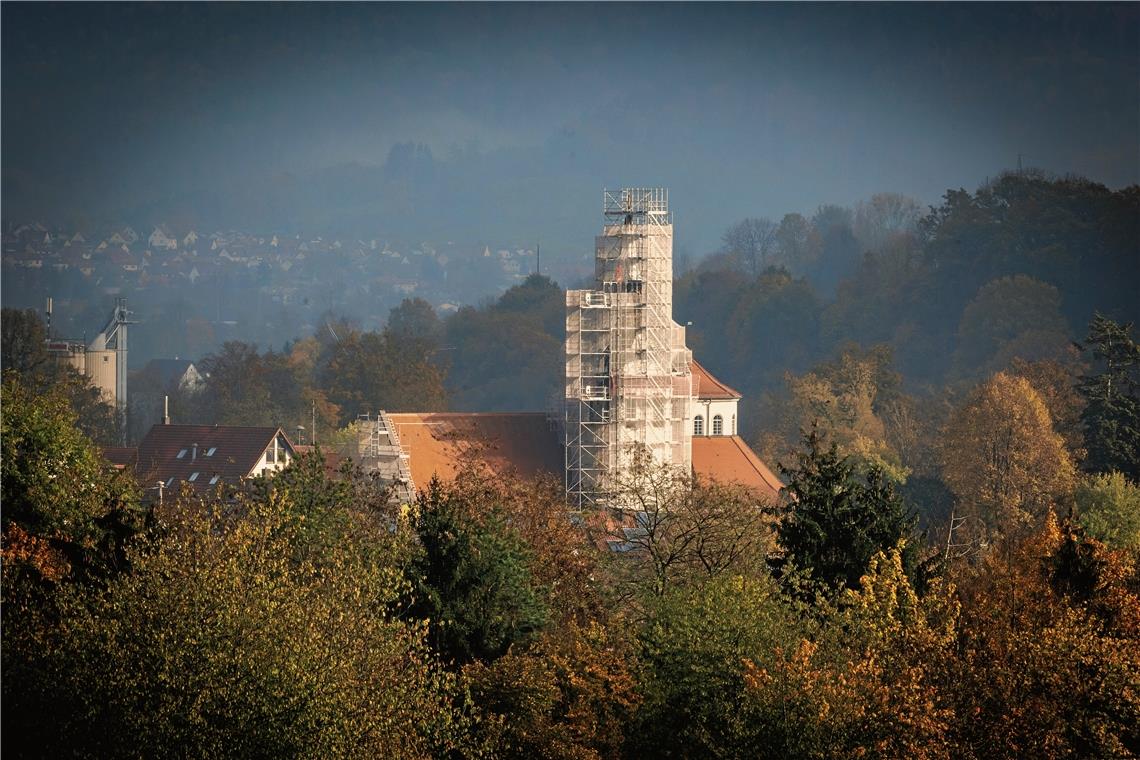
565, 188, 693, 508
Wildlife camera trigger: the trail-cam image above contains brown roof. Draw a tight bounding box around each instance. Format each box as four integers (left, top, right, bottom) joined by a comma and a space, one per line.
690, 360, 742, 400
387, 412, 563, 490
692, 435, 783, 503
292, 445, 345, 476
101, 446, 137, 470
135, 424, 293, 493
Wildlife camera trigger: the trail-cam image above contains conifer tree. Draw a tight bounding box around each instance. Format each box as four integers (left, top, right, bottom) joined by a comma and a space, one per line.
1078, 314, 1140, 481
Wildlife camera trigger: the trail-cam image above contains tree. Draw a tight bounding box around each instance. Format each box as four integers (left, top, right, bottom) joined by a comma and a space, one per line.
808, 204, 860, 293
740, 546, 957, 760
603, 449, 774, 601
776, 429, 920, 591
941, 372, 1077, 534
463, 621, 639, 760
774, 212, 819, 275
3, 494, 458, 759
629, 573, 802, 759
1076, 472, 1140, 552
1009, 353, 1087, 460
406, 476, 549, 666
387, 297, 442, 344
1, 307, 50, 376
323, 324, 448, 422
1078, 314, 1140, 481
853, 192, 922, 253
952, 275, 1072, 378
1, 372, 141, 593
721, 217, 779, 276
940, 516, 1140, 759
755, 345, 909, 482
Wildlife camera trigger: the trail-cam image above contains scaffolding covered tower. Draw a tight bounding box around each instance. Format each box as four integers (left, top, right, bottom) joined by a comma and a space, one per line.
565, 188, 693, 508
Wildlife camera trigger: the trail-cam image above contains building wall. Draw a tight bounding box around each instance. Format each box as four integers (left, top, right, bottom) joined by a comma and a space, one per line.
692, 398, 740, 436
251, 434, 293, 477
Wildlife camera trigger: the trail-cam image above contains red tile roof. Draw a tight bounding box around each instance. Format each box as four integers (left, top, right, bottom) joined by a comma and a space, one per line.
690, 360, 742, 399
100, 446, 137, 470
135, 424, 294, 493
691, 435, 783, 503
387, 412, 563, 490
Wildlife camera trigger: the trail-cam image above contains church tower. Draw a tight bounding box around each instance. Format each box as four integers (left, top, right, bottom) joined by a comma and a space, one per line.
564, 188, 693, 508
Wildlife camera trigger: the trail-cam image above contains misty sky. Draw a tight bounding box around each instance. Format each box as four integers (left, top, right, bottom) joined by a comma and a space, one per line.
3, 2, 1138, 254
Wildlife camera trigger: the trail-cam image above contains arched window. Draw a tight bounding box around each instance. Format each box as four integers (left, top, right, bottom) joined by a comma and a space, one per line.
694, 415, 704, 436
712, 415, 724, 436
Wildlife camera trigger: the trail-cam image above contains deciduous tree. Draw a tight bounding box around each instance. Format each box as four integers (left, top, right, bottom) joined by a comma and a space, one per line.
941, 372, 1077, 534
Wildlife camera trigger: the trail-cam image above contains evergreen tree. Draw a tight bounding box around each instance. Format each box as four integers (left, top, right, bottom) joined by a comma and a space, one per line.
1077, 314, 1140, 481
776, 429, 919, 590
406, 478, 548, 666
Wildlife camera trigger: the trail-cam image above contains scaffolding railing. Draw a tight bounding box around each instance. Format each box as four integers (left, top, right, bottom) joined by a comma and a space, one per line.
565, 188, 691, 509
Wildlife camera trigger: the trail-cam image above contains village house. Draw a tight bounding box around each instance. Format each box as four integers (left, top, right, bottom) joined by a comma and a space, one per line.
126, 423, 298, 500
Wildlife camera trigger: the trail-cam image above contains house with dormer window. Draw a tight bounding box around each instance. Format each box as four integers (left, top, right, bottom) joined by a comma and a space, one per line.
132, 424, 297, 500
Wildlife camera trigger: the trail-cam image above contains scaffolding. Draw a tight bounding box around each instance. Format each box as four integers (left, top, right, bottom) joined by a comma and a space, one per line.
356, 411, 416, 504
565, 189, 693, 508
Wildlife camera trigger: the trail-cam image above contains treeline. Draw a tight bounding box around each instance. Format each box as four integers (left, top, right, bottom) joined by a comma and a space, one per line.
3, 362, 1139, 758
119, 274, 563, 440
143, 172, 1138, 439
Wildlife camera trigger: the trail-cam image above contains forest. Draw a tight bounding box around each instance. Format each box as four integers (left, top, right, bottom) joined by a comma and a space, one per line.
2, 170, 1140, 758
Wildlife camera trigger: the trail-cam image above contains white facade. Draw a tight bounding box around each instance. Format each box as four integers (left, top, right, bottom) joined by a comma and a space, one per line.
250, 433, 294, 477
691, 398, 739, 437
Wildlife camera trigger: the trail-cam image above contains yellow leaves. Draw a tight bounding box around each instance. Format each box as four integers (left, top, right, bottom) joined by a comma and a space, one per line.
942, 371, 1077, 535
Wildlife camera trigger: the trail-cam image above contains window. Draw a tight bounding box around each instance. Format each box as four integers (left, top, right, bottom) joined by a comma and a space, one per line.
712, 415, 724, 436
188, 472, 199, 482
732, 415, 736, 435
205, 447, 217, 457
176, 449, 187, 459
209, 475, 220, 485
694, 415, 704, 436
266, 446, 276, 464
165, 477, 174, 487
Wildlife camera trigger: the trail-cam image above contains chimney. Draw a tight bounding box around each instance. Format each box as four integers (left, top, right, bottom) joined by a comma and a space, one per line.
192, 443, 198, 461
163, 395, 170, 425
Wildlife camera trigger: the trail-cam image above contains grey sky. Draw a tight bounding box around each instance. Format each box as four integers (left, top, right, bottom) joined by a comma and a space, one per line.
3, 2, 1137, 253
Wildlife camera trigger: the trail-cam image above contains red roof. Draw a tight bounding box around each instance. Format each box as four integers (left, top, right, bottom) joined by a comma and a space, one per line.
690, 360, 742, 400
387, 412, 563, 490
135, 424, 294, 493
692, 435, 783, 503
292, 445, 345, 476
100, 446, 137, 470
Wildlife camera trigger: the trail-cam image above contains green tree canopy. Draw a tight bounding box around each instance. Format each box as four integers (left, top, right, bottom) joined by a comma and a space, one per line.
776, 429, 920, 591
406, 477, 549, 666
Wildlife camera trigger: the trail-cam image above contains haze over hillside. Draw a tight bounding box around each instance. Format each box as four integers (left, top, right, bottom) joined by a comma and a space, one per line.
3, 3, 1137, 260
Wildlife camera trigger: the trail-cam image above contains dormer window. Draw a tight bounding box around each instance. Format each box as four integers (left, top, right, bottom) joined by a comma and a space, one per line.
176, 449, 187, 459
694, 415, 704, 436
712, 415, 724, 436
